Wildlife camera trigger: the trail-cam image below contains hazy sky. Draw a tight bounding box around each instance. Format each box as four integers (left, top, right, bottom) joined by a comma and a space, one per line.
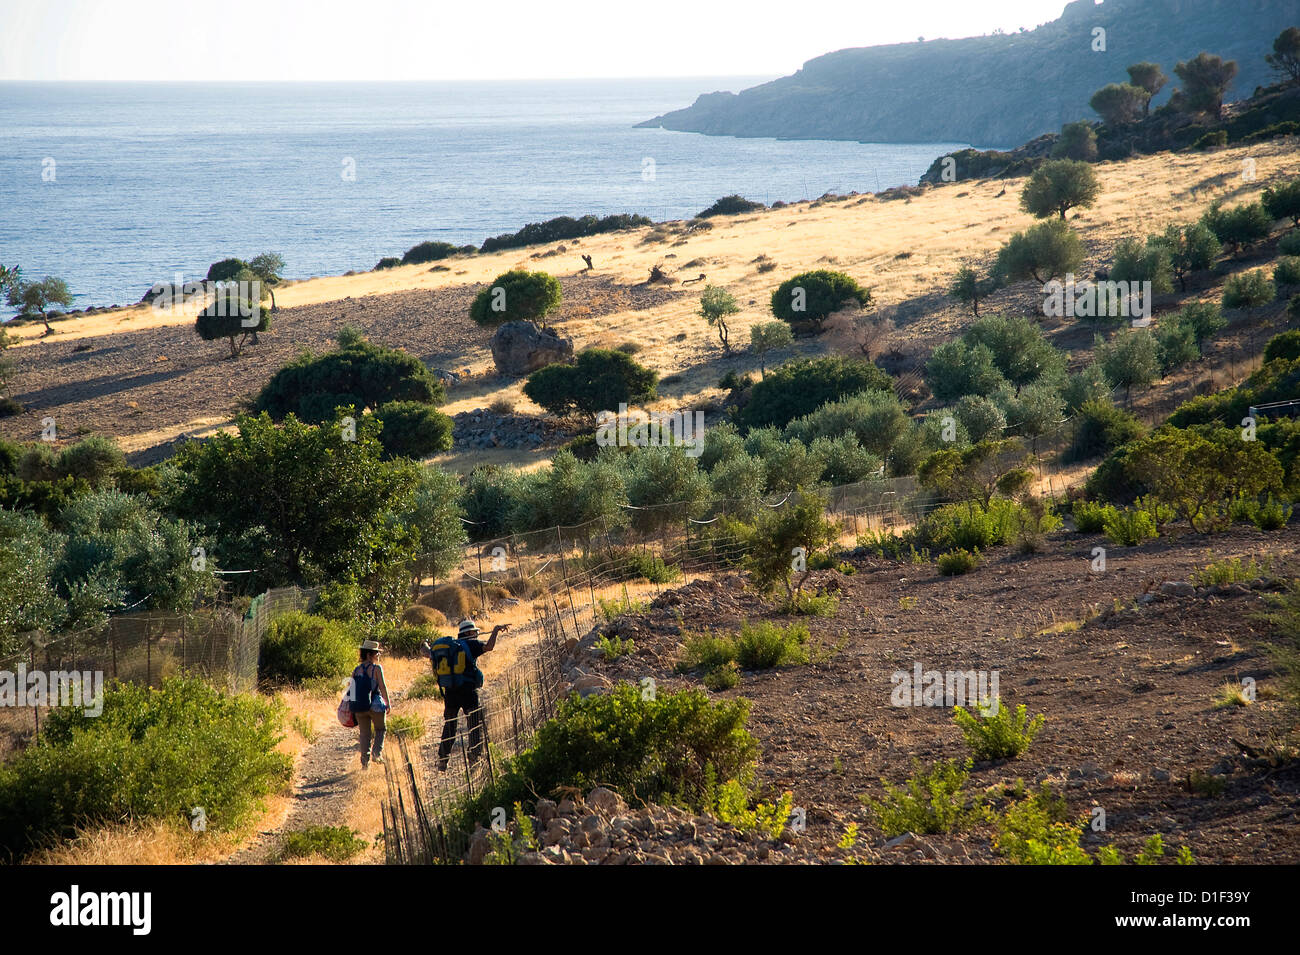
0, 0, 1076, 81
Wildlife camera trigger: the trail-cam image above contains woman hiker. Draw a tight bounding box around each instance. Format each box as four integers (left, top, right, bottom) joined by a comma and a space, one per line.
351, 639, 391, 770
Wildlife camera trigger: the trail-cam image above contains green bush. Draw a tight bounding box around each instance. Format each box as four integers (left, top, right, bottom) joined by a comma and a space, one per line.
769, 270, 871, 330
1223, 269, 1277, 309
254, 335, 444, 425
469, 269, 562, 327
1279, 232, 1300, 257
206, 257, 249, 282
996, 788, 1090, 865
1275, 256, 1300, 287
866, 759, 986, 837
1263, 178, 1300, 227
462, 683, 759, 819
374, 400, 454, 459
195, 301, 270, 358
1290, 294, 1300, 324
1068, 398, 1145, 461
479, 213, 651, 253
1103, 507, 1158, 546
697, 195, 765, 218
937, 547, 980, 575
917, 499, 1045, 553
1191, 130, 1228, 150
380, 623, 438, 657
737, 355, 893, 431
784, 389, 909, 457
1264, 330, 1300, 364
1192, 555, 1270, 586
1201, 201, 1273, 254
734, 620, 810, 669
259, 611, 358, 685
1072, 500, 1118, 533
1019, 158, 1100, 220
401, 241, 472, 265
279, 825, 368, 862
1110, 236, 1174, 294
0, 676, 291, 859
703, 662, 740, 692
374, 256, 401, 270
1253, 495, 1292, 530
524, 348, 657, 418
953, 701, 1045, 760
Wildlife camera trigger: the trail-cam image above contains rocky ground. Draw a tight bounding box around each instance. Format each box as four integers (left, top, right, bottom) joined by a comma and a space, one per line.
522, 522, 1300, 864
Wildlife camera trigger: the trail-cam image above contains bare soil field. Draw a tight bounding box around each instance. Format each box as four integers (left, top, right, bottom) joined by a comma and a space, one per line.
580, 524, 1300, 864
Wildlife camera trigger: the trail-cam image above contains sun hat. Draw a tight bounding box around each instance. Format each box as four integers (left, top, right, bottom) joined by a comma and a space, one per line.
457, 619, 481, 637
360, 639, 384, 652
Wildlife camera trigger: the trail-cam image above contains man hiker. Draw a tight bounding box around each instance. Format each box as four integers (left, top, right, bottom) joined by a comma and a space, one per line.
424, 618, 509, 771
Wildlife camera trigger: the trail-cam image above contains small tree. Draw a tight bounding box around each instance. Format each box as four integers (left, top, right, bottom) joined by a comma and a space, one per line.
1020, 159, 1100, 220
949, 266, 1000, 317
1200, 201, 1273, 254
523, 348, 657, 419
1222, 270, 1276, 310
248, 252, 286, 311
1126, 62, 1169, 112
469, 270, 562, 328
746, 491, 840, 598
1263, 178, 1300, 227
697, 195, 765, 218
994, 219, 1085, 284
698, 285, 740, 350
770, 270, 871, 332
1089, 83, 1150, 126
749, 320, 793, 378
1052, 121, 1098, 161
1173, 52, 1238, 118
1265, 27, 1300, 86
926, 340, 1007, 403
196, 293, 270, 358
1096, 329, 1161, 405
964, 314, 1068, 392
1110, 237, 1174, 294
1004, 380, 1065, 453
955, 394, 1008, 443
1153, 222, 1221, 290
6, 276, 74, 336
918, 439, 1033, 507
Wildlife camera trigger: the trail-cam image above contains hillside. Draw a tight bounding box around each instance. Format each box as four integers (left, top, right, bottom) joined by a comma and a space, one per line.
636, 0, 1295, 147
5, 139, 1296, 468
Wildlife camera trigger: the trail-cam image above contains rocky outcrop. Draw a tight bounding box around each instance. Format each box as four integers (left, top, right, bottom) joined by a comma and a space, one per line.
489, 321, 573, 376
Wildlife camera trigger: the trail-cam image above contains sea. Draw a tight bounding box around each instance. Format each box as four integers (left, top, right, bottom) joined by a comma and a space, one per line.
0, 80, 977, 310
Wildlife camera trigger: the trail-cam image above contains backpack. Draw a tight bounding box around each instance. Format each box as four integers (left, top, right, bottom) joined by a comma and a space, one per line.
429, 637, 483, 691
347, 663, 376, 714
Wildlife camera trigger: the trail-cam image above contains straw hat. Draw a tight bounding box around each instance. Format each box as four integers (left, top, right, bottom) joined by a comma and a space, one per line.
457, 619, 480, 637
360, 639, 384, 653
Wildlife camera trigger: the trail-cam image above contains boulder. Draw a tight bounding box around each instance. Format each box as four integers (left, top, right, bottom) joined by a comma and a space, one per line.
587, 786, 626, 817
490, 321, 573, 376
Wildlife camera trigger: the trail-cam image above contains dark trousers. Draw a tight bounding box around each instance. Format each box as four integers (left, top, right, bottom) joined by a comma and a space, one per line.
438, 686, 485, 763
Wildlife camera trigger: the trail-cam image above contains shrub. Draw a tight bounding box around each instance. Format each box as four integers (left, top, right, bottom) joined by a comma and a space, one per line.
1174, 301, 1226, 347
1263, 178, 1300, 227
597, 588, 650, 622
388, 714, 425, 740
953, 701, 1045, 760
866, 759, 985, 837
1223, 269, 1276, 309
524, 348, 657, 418
259, 611, 358, 685
1280, 231, 1300, 257
374, 400, 454, 460
1275, 256, 1300, 287
195, 300, 270, 358
401, 241, 468, 265
769, 270, 871, 330
739, 355, 893, 431
479, 213, 651, 253
1096, 329, 1160, 405
1155, 223, 1222, 291
1053, 121, 1098, 161
279, 825, 368, 862
703, 662, 741, 691
596, 633, 636, 661
421, 583, 476, 620
937, 547, 980, 575
734, 620, 810, 669
1103, 507, 1158, 546
206, 257, 249, 282
374, 256, 401, 270
926, 340, 1008, 403
995, 788, 1090, 865
463, 684, 759, 818
697, 195, 764, 218
708, 776, 792, 838
749, 320, 794, 376
1072, 500, 1118, 533
469, 269, 562, 328
994, 218, 1085, 284
1191, 129, 1228, 150
784, 389, 909, 457
1291, 294, 1300, 324
1019, 159, 1100, 220
678, 631, 738, 673
255, 335, 444, 425
1110, 236, 1174, 294
745, 492, 841, 597
383, 622, 439, 656
1192, 556, 1270, 586
1201, 202, 1272, 254
0, 677, 291, 859
1253, 495, 1292, 530
1264, 330, 1300, 363
55, 435, 126, 487
1069, 398, 1145, 461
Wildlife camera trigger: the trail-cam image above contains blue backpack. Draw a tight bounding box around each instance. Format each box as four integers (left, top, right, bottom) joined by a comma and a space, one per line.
348, 663, 377, 713
429, 637, 482, 691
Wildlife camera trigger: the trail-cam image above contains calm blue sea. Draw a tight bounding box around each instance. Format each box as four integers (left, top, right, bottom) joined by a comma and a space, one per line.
0, 80, 974, 310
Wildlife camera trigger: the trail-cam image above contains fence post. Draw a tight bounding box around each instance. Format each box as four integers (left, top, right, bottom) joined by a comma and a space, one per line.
680, 506, 690, 586
476, 548, 487, 613
28, 636, 40, 739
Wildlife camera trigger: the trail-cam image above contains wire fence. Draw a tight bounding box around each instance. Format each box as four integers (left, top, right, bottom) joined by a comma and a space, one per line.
0, 586, 317, 755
